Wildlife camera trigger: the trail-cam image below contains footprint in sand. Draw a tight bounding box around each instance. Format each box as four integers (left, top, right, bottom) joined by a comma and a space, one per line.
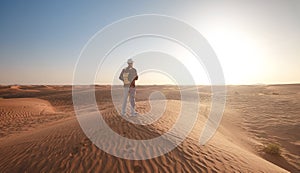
125, 144, 135, 154
133, 165, 142, 173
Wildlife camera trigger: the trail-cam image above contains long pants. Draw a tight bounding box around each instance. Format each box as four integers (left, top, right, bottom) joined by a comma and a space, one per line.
121, 87, 136, 114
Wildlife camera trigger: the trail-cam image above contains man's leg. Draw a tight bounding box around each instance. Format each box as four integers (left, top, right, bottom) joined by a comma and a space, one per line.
129, 87, 136, 115
121, 87, 129, 115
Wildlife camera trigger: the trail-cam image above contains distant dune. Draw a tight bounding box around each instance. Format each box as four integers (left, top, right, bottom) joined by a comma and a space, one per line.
0, 85, 299, 172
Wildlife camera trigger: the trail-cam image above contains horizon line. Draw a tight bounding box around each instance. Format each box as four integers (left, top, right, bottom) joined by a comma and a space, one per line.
1, 83, 300, 86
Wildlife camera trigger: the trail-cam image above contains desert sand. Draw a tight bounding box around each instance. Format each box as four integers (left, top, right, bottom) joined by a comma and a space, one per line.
0, 84, 299, 172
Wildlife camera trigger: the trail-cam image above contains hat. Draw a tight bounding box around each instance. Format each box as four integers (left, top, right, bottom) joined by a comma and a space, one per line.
127, 58, 134, 63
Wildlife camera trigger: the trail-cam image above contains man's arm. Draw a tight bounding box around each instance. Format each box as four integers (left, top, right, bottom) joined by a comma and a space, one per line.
119, 69, 124, 81
133, 69, 138, 80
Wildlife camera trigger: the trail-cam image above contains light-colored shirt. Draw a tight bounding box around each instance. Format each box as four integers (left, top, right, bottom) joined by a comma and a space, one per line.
119, 67, 138, 87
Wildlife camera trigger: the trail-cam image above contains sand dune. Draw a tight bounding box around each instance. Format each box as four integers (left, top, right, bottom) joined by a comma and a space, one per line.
0, 101, 287, 173
0, 98, 68, 138
0, 85, 299, 172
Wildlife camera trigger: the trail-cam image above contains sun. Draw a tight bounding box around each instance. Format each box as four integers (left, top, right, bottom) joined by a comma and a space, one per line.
204, 28, 265, 84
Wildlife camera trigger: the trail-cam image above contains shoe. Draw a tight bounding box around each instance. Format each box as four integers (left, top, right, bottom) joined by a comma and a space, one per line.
130, 112, 139, 117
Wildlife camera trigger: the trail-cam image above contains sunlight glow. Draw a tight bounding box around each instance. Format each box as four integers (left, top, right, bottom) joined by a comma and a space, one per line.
205, 27, 265, 84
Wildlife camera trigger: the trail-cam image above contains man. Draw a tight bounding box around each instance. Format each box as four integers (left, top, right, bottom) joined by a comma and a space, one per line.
119, 58, 138, 116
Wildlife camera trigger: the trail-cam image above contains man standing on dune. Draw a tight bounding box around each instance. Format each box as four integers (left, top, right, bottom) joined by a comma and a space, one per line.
119, 58, 138, 116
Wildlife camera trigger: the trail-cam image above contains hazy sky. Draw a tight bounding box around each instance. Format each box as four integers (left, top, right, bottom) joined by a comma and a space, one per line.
0, 0, 299, 85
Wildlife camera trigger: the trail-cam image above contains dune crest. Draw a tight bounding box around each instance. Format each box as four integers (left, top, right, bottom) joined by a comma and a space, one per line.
0, 98, 65, 138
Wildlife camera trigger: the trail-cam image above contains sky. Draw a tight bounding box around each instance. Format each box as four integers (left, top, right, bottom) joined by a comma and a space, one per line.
0, 0, 299, 85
